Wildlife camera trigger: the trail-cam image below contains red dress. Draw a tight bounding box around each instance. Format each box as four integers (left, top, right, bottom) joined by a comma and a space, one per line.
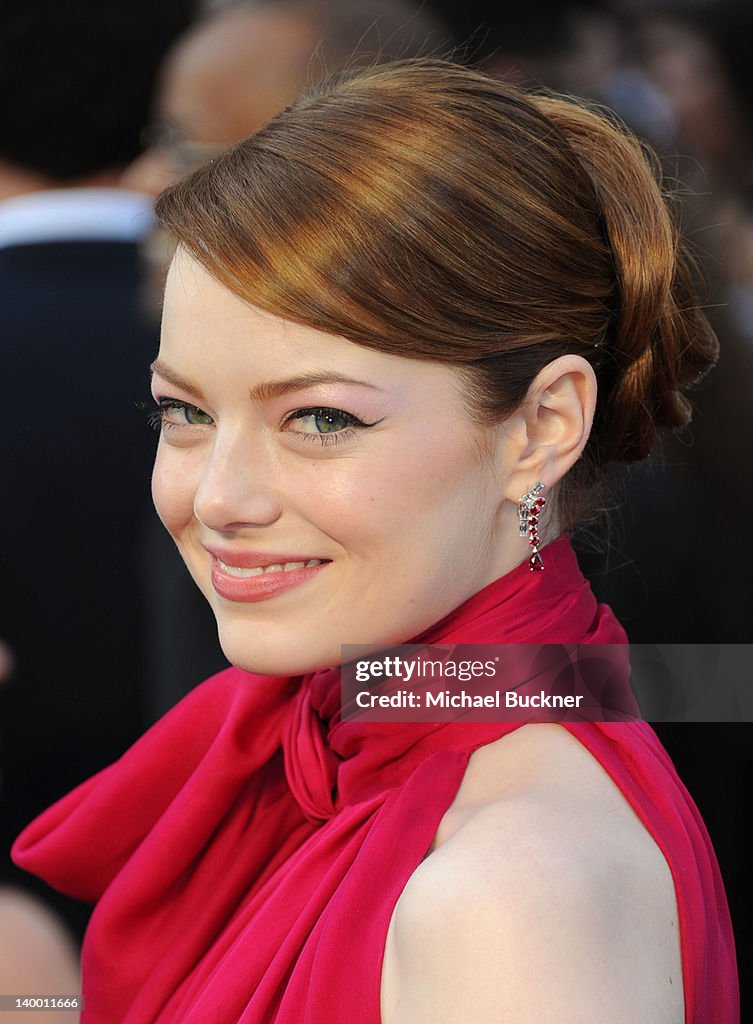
12, 537, 739, 1022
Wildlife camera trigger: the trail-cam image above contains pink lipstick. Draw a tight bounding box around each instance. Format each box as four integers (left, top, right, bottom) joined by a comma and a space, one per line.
205, 547, 330, 603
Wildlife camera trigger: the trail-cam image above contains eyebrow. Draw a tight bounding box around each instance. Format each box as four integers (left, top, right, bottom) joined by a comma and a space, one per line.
248, 373, 383, 402
150, 360, 205, 400
150, 361, 383, 403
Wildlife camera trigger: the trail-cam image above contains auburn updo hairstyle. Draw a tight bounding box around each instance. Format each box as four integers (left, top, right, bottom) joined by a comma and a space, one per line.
154, 58, 717, 528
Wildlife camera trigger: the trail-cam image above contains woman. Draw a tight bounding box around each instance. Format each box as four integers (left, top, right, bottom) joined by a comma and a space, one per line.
13, 60, 737, 1021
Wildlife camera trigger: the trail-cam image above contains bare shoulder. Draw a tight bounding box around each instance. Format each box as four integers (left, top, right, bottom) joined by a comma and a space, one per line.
381, 725, 684, 1024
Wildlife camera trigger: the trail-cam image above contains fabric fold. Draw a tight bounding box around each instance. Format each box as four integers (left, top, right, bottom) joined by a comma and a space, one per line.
11, 536, 738, 1022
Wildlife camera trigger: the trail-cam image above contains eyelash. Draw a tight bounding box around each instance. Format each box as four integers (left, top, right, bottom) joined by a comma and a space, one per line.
282, 406, 376, 446
143, 398, 201, 433
142, 399, 378, 446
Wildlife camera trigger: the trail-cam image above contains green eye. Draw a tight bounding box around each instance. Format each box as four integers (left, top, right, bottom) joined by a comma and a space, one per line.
151, 398, 215, 432
283, 406, 378, 446
184, 404, 214, 425
312, 410, 350, 433
288, 407, 363, 435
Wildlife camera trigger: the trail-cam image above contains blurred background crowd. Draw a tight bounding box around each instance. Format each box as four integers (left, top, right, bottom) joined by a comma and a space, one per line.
0, 0, 750, 1015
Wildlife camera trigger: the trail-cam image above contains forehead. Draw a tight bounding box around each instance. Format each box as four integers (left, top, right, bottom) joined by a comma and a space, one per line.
160, 250, 474, 405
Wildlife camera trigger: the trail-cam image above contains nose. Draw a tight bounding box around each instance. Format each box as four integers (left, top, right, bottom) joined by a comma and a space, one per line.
193, 430, 283, 533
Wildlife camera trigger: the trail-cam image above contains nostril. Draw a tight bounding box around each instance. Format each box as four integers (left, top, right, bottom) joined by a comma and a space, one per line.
193, 486, 283, 533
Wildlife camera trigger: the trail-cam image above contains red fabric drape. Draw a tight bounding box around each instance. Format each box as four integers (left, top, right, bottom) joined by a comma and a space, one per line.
12, 536, 738, 1022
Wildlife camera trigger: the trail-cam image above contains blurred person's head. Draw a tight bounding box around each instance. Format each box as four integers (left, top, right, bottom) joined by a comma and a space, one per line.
0, 888, 79, 994
0, 0, 194, 192
127, 0, 453, 193
0, 641, 14, 686
635, 13, 749, 188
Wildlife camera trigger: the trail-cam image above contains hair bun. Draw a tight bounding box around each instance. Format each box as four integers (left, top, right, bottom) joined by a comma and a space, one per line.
534, 94, 719, 463
156, 59, 719, 528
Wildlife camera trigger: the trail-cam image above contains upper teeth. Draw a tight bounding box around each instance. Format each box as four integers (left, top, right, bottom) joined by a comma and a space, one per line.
216, 558, 324, 578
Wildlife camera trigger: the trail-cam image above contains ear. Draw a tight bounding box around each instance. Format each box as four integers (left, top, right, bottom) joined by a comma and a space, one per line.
494, 355, 597, 505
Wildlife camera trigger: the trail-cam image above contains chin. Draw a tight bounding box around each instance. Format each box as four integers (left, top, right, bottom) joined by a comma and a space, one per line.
216, 624, 340, 678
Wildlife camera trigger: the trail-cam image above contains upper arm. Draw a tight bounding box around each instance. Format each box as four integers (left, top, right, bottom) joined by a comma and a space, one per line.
380, 801, 684, 1024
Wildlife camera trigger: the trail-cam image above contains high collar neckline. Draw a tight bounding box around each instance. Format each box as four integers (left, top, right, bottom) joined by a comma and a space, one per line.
282, 534, 629, 821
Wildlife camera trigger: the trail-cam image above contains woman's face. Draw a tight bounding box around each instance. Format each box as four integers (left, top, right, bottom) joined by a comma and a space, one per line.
152, 250, 526, 675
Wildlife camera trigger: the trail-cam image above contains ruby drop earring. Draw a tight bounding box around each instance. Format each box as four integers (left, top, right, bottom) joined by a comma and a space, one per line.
518, 481, 547, 571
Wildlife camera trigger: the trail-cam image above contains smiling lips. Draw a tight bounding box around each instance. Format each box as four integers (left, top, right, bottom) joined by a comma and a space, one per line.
207, 548, 330, 602
216, 557, 326, 578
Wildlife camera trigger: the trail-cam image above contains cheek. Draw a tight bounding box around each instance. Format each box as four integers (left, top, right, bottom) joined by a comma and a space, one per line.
318, 436, 489, 546
151, 446, 197, 535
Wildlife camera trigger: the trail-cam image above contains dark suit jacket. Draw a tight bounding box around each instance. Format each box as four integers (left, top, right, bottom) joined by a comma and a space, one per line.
0, 240, 160, 920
